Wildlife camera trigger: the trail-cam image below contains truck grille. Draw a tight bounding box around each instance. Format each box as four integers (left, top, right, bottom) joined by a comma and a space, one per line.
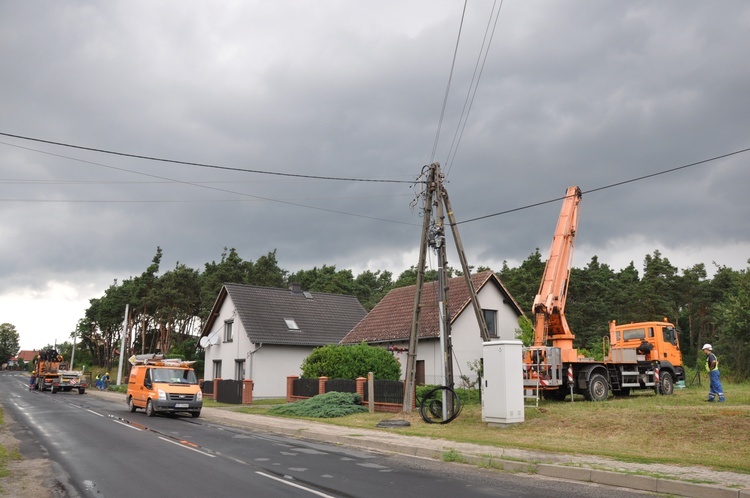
168, 393, 195, 402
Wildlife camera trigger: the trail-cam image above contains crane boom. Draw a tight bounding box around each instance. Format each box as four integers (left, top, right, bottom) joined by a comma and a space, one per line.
532, 186, 581, 359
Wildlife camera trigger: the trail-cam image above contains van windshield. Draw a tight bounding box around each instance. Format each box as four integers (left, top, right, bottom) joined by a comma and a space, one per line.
152, 368, 198, 385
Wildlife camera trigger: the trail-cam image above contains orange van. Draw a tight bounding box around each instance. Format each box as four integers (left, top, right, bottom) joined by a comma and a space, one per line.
126, 354, 202, 418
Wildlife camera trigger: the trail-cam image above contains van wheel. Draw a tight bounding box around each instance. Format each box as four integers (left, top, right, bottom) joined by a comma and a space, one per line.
128, 397, 137, 413
191, 410, 201, 419
146, 399, 155, 417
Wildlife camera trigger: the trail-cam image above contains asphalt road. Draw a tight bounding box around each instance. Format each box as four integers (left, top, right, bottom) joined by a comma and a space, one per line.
0, 372, 653, 497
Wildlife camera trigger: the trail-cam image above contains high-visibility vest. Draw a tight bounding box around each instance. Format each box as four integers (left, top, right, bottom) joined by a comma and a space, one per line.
705, 353, 719, 372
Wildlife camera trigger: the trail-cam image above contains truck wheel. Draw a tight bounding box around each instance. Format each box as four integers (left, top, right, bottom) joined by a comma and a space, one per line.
128, 397, 137, 413
660, 371, 674, 395
146, 399, 155, 417
51, 387, 58, 394
584, 373, 609, 401
78, 388, 85, 395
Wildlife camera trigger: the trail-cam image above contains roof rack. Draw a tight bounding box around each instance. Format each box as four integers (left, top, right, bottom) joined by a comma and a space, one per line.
129, 353, 195, 367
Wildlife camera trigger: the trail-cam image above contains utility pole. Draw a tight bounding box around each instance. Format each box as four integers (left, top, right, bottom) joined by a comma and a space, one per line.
402, 165, 438, 412
402, 163, 489, 416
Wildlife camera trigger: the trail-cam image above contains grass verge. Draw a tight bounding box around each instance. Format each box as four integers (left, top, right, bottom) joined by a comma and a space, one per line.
226, 383, 750, 474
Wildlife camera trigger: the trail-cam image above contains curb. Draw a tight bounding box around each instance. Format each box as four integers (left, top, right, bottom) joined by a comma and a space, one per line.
89, 391, 747, 497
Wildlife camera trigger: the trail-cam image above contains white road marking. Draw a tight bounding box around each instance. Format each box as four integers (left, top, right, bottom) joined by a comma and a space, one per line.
112, 420, 141, 431
255, 471, 336, 497
158, 436, 216, 457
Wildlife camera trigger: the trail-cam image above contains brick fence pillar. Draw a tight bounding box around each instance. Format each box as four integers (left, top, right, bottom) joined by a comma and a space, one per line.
356, 377, 366, 398
287, 375, 298, 402
213, 378, 221, 402
404, 379, 416, 410
242, 379, 254, 404
318, 376, 328, 395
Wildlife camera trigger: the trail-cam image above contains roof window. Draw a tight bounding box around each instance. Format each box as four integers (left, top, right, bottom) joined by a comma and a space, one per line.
284, 318, 300, 331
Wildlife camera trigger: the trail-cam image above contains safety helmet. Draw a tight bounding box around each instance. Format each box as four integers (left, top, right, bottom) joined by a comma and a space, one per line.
702, 343, 712, 350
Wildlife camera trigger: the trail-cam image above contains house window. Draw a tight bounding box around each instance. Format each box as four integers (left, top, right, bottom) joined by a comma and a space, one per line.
213, 360, 222, 379
235, 360, 245, 381
224, 320, 233, 342
284, 318, 300, 331
483, 309, 498, 337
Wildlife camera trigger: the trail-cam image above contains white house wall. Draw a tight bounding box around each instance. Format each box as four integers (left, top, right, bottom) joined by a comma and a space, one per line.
202, 294, 251, 381
249, 344, 313, 398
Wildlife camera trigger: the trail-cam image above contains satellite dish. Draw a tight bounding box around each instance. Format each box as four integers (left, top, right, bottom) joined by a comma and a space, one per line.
209, 334, 220, 346
199, 336, 209, 348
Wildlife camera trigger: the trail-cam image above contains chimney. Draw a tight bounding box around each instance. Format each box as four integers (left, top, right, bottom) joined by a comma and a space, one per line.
289, 282, 303, 294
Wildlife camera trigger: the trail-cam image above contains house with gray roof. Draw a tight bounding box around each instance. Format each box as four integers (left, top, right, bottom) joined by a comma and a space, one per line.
200, 282, 367, 397
340, 271, 524, 386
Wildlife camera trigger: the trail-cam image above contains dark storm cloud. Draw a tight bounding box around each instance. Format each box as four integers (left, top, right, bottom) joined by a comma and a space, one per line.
2, 1, 749, 348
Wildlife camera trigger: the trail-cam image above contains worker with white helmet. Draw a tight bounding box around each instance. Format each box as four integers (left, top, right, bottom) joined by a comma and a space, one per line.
702, 344, 725, 402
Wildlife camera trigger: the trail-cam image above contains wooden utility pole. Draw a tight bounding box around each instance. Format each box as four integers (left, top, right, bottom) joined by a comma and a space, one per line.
402, 163, 489, 414
402, 164, 438, 412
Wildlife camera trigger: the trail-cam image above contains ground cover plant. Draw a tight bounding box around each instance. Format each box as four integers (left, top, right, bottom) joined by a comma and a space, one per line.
267, 392, 367, 418
235, 383, 750, 473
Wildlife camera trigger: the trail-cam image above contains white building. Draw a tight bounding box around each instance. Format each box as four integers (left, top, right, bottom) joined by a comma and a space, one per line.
200, 283, 366, 398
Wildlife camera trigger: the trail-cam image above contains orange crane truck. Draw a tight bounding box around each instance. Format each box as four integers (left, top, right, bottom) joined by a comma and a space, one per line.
523, 186, 685, 401
33, 348, 87, 394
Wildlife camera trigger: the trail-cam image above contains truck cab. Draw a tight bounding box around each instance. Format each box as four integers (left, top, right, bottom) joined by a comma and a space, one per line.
609, 320, 685, 391
126, 355, 202, 418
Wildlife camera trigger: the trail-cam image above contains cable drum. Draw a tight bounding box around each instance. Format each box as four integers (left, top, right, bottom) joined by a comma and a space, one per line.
418, 386, 462, 424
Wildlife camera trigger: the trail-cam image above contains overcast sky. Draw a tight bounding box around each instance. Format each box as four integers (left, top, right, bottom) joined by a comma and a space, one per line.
2, 1, 749, 351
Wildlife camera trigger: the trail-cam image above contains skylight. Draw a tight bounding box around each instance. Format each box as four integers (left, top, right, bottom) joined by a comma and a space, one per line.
284, 318, 300, 331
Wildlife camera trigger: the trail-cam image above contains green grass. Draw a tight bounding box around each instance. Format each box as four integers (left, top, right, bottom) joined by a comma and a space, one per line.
0, 407, 22, 481
225, 383, 750, 474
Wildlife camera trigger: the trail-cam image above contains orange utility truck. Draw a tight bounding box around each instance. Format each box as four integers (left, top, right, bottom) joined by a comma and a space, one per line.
523, 186, 685, 401
33, 348, 87, 394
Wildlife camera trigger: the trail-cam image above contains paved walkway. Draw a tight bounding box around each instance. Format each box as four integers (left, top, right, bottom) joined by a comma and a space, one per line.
93, 391, 750, 498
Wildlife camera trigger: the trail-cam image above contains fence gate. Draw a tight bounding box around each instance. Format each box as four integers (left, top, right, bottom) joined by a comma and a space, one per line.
216, 379, 243, 404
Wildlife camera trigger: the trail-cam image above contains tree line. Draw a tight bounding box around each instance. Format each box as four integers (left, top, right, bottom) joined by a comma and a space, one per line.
28, 245, 749, 381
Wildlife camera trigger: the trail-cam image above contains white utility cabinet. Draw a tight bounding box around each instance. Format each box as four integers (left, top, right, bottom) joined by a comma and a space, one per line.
481, 340, 524, 426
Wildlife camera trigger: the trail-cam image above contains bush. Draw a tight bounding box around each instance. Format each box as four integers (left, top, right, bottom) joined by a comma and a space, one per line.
300, 343, 401, 380
268, 392, 367, 418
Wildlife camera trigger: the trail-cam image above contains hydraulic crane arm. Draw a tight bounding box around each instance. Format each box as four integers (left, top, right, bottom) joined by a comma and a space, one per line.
532, 186, 582, 352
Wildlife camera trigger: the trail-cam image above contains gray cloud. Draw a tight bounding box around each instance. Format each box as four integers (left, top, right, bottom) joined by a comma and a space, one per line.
2, 1, 749, 348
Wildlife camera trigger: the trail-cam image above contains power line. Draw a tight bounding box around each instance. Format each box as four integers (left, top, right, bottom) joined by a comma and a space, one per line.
430, 1, 469, 164
1, 138, 420, 226
455, 146, 750, 225
445, 0, 505, 176
0, 132, 418, 184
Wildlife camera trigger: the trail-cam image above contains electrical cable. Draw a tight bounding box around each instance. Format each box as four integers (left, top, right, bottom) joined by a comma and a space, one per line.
445, 0, 505, 177
430, 1, 469, 164
0, 132, 418, 184
0, 139, 420, 226
454, 146, 750, 225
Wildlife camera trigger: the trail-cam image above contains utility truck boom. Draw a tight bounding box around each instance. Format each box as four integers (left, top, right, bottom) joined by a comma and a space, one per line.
523, 186, 685, 401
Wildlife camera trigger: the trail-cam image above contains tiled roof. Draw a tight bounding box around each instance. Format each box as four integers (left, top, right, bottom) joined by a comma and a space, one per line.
341, 271, 523, 344
16, 350, 39, 362
202, 284, 367, 347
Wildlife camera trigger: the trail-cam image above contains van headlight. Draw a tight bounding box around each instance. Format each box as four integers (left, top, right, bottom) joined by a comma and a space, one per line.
196, 391, 203, 401
158, 389, 167, 400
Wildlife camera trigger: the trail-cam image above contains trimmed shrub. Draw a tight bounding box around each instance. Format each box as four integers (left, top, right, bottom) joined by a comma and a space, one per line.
300, 343, 401, 380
